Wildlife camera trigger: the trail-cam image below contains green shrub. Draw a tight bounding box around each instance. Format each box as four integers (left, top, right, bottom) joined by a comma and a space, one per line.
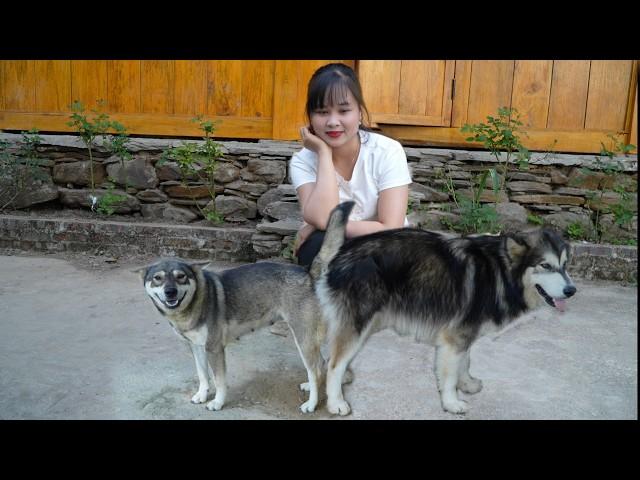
96, 181, 128, 216
0, 129, 48, 210
461, 107, 531, 195
566, 222, 585, 240
66, 100, 130, 195
158, 116, 224, 224
527, 213, 544, 225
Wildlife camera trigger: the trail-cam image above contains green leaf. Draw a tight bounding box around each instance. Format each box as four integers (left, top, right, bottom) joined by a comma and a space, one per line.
475, 170, 489, 205
489, 168, 500, 197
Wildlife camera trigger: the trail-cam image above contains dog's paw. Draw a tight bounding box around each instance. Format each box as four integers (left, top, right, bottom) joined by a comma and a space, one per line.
299, 382, 310, 392
442, 398, 469, 414
300, 400, 317, 413
327, 399, 351, 416
458, 377, 483, 395
206, 398, 224, 411
191, 389, 209, 404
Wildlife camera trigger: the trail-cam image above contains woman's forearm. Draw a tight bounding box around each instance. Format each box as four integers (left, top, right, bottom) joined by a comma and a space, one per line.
345, 220, 399, 238
301, 152, 340, 229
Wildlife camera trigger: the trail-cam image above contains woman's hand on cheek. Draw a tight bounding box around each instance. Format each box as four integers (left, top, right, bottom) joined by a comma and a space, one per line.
300, 126, 330, 156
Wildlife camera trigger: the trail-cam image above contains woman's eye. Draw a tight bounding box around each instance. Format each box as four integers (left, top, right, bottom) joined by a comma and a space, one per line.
340, 109, 351, 114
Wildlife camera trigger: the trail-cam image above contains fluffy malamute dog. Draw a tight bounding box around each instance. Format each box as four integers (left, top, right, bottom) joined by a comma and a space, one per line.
311, 201, 577, 416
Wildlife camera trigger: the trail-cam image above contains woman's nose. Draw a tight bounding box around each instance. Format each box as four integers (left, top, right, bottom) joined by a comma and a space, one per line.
327, 113, 340, 126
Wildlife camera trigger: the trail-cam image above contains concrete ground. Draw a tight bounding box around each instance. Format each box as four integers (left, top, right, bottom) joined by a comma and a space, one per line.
0, 251, 636, 420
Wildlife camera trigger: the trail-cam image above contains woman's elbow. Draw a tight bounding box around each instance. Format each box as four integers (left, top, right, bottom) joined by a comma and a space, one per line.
302, 210, 327, 231
381, 218, 405, 230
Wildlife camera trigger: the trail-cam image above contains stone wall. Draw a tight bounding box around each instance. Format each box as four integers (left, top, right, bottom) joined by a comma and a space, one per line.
0, 133, 637, 261
0, 215, 256, 261
0, 214, 635, 283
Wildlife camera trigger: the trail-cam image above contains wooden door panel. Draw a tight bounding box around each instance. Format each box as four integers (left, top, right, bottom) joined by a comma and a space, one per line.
466, 60, 515, 124
359, 60, 454, 127
585, 60, 633, 131
547, 60, 591, 130
511, 60, 553, 128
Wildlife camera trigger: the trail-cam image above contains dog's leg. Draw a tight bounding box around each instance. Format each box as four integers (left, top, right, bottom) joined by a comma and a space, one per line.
456, 349, 483, 395
189, 343, 210, 404
287, 320, 323, 414
205, 346, 227, 411
434, 344, 468, 414
326, 326, 366, 416
299, 357, 325, 393
300, 361, 353, 391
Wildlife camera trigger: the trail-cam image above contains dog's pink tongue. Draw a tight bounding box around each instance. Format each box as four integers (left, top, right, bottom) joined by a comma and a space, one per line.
554, 299, 567, 312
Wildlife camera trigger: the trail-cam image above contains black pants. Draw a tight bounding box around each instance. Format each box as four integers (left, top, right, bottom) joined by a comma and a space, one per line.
296, 230, 326, 268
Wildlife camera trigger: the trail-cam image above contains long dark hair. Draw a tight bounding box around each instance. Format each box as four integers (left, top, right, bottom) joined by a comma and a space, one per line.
305, 63, 371, 130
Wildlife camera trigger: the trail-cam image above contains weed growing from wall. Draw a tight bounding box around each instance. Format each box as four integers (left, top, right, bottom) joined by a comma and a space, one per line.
0, 129, 47, 210
158, 116, 225, 224
66, 100, 131, 213
461, 107, 531, 195
577, 134, 636, 242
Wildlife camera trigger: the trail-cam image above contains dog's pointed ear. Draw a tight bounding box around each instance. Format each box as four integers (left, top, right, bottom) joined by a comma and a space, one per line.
514, 228, 542, 248
506, 236, 526, 261
191, 261, 211, 271
130, 265, 148, 281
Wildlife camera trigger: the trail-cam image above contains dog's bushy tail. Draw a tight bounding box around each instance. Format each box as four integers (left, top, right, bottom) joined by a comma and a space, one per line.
309, 201, 355, 281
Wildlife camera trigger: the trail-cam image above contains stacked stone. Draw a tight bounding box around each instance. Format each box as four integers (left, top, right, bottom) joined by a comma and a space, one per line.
0, 133, 636, 257
404, 147, 637, 242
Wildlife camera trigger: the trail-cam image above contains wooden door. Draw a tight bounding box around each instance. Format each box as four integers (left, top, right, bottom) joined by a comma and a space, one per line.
358, 60, 455, 127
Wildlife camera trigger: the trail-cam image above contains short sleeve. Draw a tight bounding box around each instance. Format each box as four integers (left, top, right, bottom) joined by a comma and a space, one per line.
376, 141, 412, 191
289, 151, 317, 190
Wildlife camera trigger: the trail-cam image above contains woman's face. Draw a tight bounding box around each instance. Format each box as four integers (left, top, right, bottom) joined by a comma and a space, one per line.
309, 89, 361, 150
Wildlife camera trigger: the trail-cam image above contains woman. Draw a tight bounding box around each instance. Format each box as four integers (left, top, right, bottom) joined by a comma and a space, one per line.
289, 63, 412, 267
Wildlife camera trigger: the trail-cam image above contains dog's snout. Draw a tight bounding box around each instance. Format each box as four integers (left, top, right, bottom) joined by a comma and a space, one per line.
563, 285, 576, 298
165, 287, 178, 298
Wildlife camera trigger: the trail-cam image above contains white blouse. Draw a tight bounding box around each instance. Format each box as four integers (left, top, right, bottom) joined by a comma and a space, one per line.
289, 130, 412, 225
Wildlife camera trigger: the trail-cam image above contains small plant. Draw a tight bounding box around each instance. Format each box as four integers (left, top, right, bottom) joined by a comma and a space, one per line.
577, 134, 636, 242
204, 210, 224, 224
158, 116, 224, 224
527, 213, 544, 225
0, 129, 48, 210
96, 181, 128, 216
600, 133, 636, 157
608, 237, 638, 246
443, 169, 501, 235
67, 100, 130, 195
281, 238, 297, 261
103, 121, 132, 191
566, 222, 585, 240
160, 141, 200, 179
610, 184, 635, 228
461, 107, 532, 195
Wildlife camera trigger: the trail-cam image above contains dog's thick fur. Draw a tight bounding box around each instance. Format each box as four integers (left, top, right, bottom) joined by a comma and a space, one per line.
138, 259, 325, 413
311, 201, 577, 415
